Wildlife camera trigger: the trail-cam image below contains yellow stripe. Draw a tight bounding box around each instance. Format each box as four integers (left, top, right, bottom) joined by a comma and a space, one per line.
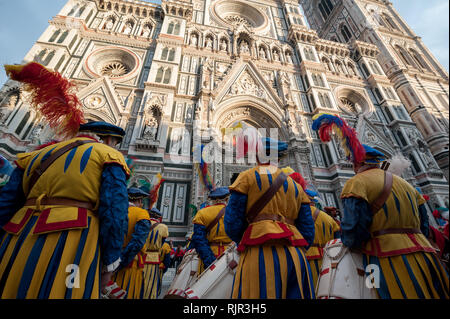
276, 246, 287, 299
248, 247, 260, 299
25, 232, 60, 298
412, 253, 439, 298
71, 217, 100, 299
308, 260, 318, 290
48, 228, 82, 298
379, 257, 404, 299
232, 251, 244, 298
388, 256, 418, 298
1, 229, 37, 298
288, 246, 305, 299
423, 253, 449, 295
0, 234, 20, 284
262, 246, 275, 299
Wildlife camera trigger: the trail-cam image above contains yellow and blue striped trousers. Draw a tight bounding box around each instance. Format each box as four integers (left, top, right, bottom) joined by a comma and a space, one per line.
231, 244, 315, 299
0, 213, 100, 299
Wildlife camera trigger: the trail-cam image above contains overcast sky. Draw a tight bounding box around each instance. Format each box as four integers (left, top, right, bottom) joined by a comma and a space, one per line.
0, 0, 448, 85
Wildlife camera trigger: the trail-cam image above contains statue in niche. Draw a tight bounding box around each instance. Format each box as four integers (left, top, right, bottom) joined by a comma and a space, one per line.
185, 104, 193, 123
205, 37, 213, 49
180, 77, 187, 93
175, 104, 183, 122
259, 47, 266, 59
124, 22, 133, 35
220, 40, 227, 51
273, 51, 280, 61
105, 18, 114, 30
142, 25, 151, 37
170, 130, 183, 154
190, 34, 198, 46
286, 52, 293, 64
181, 129, 190, 155
240, 40, 249, 54
142, 116, 158, 141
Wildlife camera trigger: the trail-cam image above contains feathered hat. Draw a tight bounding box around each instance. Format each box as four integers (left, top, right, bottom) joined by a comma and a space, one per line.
312, 113, 366, 164
281, 166, 307, 191
4, 62, 85, 138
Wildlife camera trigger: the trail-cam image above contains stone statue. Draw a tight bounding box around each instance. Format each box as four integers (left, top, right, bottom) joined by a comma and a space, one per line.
286, 52, 293, 63
220, 40, 227, 51
105, 19, 114, 30
205, 37, 213, 49
273, 51, 280, 61
124, 22, 133, 35
190, 34, 198, 46
142, 116, 158, 140
259, 47, 266, 59
142, 25, 151, 37
240, 41, 249, 54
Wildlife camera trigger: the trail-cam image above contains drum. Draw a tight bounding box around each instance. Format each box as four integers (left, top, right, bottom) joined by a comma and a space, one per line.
164, 249, 200, 299
185, 242, 239, 299
316, 239, 378, 299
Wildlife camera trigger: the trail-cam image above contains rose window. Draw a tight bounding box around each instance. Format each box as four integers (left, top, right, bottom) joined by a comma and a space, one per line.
100, 61, 129, 77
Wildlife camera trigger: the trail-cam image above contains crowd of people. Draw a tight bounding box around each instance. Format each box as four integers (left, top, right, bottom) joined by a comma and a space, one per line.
0, 62, 448, 299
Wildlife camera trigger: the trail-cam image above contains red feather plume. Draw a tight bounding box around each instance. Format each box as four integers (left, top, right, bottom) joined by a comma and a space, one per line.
289, 172, 307, 191
149, 173, 164, 209
4, 62, 85, 138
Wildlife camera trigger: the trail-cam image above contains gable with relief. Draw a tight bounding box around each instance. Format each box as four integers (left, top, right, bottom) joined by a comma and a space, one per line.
77, 77, 124, 124
213, 61, 284, 111
357, 117, 396, 157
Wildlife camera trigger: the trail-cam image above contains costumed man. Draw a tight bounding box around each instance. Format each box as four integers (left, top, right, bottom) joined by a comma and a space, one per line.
143, 207, 169, 299
191, 186, 233, 274
312, 113, 449, 299
160, 239, 172, 275
113, 188, 151, 299
303, 189, 340, 288
0, 62, 130, 299
223, 125, 315, 299
282, 167, 341, 289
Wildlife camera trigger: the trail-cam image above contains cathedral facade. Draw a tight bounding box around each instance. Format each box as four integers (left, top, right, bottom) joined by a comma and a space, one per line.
0, 0, 448, 243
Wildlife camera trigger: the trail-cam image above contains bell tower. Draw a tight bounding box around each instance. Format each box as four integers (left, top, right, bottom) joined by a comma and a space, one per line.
300, 0, 449, 180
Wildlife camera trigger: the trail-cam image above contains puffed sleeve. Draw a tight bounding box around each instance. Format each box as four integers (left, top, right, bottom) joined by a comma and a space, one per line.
98, 163, 129, 272
295, 203, 315, 248
224, 191, 249, 243
192, 223, 216, 268
119, 219, 151, 269
341, 197, 373, 249
0, 167, 26, 227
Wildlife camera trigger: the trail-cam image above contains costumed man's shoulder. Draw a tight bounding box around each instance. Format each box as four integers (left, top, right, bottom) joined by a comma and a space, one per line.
129, 206, 151, 221
93, 143, 130, 176
192, 205, 217, 225
340, 172, 373, 201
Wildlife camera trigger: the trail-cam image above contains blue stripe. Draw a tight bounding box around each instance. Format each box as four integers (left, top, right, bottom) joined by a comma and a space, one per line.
0, 216, 38, 296
259, 247, 267, 298
267, 170, 272, 185
393, 192, 401, 214
80, 146, 93, 174
295, 246, 314, 299
65, 217, 91, 299
16, 233, 47, 299
283, 180, 288, 193
284, 247, 302, 299
322, 222, 325, 237
40, 147, 58, 164
26, 153, 41, 176
148, 230, 154, 243
237, 262, 242, 298
0, 233, 13, 261
83, 242, 99, 299
38, 230, 69, 298
271, 247, 282, 299
64, 147, 78, 173
388, 257, 407, 298
216, 220, 220, 236
154, 230, 159, 244
255, 171, 262, 190
401, 255, 425, 298
412, 254, 435, 298
293, 181, 298, 198
230, 265, 237, 299
369, 255, 391, 299
423, 253, 448, 298
382, 203, 388, 220
406, 192, 416, 217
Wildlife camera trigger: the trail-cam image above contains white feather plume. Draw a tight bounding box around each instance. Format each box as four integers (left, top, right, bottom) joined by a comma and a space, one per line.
387, 154, 411, 177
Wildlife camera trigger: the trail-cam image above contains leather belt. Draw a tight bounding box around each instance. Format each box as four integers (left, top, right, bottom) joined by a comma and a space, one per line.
372, 228, 421, 237
146, 249, 159, 252
24, 197, 96, 211
251, 213, 295, 226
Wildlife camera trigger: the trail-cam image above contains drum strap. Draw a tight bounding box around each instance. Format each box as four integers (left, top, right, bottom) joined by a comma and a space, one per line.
370, 171, 393, 215
247, 172, 287, 223
205, 207, 226, 234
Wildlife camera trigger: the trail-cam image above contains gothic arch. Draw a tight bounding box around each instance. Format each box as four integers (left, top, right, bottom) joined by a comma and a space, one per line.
213, 98, 288, 141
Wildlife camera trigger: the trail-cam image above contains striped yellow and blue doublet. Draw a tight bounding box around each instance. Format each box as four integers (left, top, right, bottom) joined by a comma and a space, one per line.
0, 137, 130, 299
113, 206, 150, 299
305, 206, 340, 288
342, 168, 449, 299
192, 204, 233, 273
142, 221, 169, 299
229, 165, 315, 299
